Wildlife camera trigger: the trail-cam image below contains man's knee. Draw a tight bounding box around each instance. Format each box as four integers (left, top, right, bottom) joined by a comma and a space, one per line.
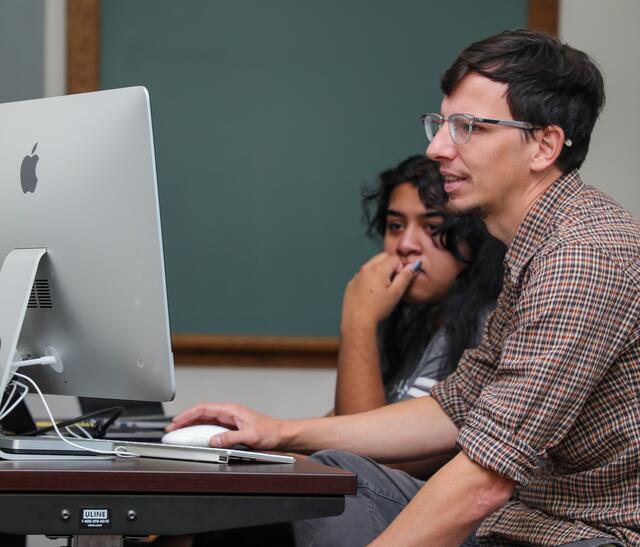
310, 449, 366, 473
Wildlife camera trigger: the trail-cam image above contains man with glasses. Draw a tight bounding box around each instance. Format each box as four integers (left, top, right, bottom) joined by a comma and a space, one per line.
170, 30, 637, 546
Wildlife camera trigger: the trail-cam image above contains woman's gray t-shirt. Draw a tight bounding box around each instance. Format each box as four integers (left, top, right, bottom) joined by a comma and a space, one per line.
385, 305, 494, 403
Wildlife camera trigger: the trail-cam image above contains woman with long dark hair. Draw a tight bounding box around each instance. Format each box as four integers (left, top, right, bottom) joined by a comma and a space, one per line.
334, 155, 505, 418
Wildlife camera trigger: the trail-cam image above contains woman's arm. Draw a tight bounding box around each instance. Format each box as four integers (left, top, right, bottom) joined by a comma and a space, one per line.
334, 319, 387, 414
334, 253, 418, 415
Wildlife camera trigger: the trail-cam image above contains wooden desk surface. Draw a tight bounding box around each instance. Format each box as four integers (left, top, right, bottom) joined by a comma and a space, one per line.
0, 456, 357, 536
0, 455, 356, 495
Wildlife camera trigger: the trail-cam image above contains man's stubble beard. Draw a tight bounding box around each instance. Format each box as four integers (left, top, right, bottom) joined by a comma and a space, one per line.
445, 199, 489, 220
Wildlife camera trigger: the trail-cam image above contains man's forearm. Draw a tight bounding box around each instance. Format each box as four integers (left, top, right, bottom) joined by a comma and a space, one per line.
280, 396, 459, 461
370, 452, 515, 546
387, 450, 458, 479
334, 323, 387, 415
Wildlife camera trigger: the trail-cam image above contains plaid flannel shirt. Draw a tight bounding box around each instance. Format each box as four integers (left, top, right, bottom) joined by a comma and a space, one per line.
432, 170, 640, 546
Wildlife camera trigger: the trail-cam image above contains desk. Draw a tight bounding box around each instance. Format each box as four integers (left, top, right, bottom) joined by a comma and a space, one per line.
0, 456, 356, 543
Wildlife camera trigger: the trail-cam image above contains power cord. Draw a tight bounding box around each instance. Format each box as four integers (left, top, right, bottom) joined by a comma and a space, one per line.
10, 372, 139, 458
0, 380, 29, 421
22, 405, 125, 438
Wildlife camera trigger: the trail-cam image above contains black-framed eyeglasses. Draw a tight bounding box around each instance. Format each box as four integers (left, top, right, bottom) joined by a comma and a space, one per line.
421, 113, 541, 145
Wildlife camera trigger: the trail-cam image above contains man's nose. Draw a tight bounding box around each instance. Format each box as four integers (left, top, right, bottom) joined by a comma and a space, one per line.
426, 122, 456, 162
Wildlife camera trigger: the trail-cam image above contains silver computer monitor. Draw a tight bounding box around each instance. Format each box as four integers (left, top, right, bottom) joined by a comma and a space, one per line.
0, 87, 175, 404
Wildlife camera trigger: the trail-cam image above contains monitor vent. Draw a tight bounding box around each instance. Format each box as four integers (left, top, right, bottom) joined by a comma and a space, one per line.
28, 279, 53, 309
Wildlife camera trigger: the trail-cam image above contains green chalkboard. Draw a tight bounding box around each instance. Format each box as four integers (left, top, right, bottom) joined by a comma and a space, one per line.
100, 0, 526, 336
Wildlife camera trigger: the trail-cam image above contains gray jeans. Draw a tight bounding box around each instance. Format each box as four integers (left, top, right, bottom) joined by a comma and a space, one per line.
292, 450, 623, 547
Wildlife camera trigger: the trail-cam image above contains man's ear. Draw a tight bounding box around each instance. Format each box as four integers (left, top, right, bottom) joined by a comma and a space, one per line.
531, 125, 566, 173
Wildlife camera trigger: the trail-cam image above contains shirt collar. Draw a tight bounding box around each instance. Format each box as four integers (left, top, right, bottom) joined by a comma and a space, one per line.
504, 169, 584, 281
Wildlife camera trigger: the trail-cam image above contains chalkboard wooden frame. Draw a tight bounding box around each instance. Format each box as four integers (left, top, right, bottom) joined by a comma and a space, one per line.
65, 0, 557, 368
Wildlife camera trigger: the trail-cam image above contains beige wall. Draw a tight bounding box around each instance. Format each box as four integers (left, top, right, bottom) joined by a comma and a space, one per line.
560, 0, 640, 215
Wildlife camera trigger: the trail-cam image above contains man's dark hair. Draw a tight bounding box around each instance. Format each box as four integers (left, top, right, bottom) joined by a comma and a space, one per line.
361, 155, 505, 384
441, 29, 605, 172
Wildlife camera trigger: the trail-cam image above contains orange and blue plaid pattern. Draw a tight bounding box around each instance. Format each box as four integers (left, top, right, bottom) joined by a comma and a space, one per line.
432, 170, 640, 546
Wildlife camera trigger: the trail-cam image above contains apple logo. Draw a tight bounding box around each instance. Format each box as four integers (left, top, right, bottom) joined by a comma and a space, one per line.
20, 142, 40, 194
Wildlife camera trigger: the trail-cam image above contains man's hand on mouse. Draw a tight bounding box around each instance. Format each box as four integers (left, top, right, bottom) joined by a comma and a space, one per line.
341, 252, 419, 331
166, 402, 284, 450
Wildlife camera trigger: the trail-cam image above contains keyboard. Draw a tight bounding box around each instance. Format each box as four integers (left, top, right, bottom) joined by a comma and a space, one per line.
111, 439, 296, 464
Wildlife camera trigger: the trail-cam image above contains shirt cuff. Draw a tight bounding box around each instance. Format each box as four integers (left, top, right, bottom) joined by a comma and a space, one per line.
431, 375, 468, 429
458, 411, 541, 486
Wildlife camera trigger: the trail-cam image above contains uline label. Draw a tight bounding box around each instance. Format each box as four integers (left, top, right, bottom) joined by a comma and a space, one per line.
80, 508, 112, 529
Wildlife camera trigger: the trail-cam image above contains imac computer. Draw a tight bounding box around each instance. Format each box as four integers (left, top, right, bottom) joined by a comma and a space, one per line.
0, 87, 175, 458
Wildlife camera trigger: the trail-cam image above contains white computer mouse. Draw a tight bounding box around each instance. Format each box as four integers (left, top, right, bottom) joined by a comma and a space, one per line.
161, 424, 231, 447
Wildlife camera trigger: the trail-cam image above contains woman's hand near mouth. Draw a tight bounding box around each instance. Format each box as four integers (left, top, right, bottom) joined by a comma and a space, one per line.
341, 252, 420, 331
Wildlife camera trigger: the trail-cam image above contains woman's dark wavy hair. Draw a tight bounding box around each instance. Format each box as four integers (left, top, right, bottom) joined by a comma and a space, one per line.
441, 29, 605, 172
362, 155, 505, 384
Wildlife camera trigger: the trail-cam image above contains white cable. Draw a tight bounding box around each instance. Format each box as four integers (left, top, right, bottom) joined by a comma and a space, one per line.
10, 355, 57, 369
65, 425, 91, 440
10, 372, 138, 459
0, 382, 17, 414
64, 424, 93, 439
0, 382, 28, 420
65, 426, 84, 439
0, 381, 26, 418
0, 382, 18, 417
73, 424, 93, 439
0, 381, 29, 421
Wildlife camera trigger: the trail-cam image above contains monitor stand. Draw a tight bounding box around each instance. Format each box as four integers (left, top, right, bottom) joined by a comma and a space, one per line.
0, 248, 111, 460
